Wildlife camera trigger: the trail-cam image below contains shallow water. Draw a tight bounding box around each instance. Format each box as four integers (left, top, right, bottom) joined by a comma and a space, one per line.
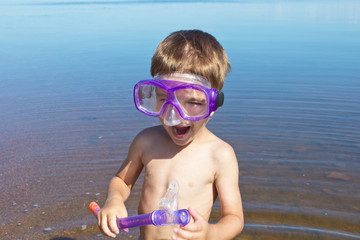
0, 0, 359, 239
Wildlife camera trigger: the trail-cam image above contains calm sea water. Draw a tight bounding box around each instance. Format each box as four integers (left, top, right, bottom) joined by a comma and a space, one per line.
0, 0, 359, 239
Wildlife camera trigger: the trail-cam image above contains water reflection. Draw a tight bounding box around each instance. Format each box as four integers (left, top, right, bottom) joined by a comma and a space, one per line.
244, 223, 360, 239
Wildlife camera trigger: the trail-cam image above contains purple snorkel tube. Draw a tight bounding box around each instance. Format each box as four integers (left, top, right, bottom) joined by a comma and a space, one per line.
89, 202, 191, 229
89, 181, 191, 230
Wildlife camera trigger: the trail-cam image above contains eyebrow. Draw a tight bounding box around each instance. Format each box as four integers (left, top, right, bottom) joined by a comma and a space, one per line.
155, 88, 167, 95
156, 92, 167, 100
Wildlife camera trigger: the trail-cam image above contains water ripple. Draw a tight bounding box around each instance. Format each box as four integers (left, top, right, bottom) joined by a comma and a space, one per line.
245, 223, 360, 239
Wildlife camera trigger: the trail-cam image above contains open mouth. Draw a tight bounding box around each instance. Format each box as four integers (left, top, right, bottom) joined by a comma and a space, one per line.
172, 125, 191, 138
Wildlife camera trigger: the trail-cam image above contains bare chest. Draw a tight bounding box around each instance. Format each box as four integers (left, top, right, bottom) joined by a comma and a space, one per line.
140, 150, 216, 211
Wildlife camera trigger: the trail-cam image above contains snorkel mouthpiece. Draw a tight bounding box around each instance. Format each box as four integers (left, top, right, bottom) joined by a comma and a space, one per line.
162, 105, 183, 126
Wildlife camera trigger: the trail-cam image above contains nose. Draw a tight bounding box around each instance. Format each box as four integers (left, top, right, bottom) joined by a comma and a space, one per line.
161, 104, 183, 126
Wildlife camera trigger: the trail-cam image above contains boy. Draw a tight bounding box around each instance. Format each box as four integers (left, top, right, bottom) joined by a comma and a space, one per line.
97, 30, 244, 240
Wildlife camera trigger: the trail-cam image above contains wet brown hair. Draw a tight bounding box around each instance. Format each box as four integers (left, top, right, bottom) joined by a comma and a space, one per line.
150, 30, 231, 90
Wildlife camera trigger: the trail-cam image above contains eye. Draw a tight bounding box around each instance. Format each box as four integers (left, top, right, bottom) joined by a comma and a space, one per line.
187, 100, 205, 107
189, 101, 202, 105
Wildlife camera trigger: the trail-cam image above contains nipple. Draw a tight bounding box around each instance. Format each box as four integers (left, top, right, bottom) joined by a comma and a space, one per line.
162, 105, 183, 126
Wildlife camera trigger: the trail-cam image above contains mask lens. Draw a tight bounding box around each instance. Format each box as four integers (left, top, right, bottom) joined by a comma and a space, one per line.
137, 84, 167, 114
175, 88, 208, 117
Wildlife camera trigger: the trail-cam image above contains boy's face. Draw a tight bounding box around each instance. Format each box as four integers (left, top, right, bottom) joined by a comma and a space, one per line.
155, 73, 212, 146
134, 72, 221, 145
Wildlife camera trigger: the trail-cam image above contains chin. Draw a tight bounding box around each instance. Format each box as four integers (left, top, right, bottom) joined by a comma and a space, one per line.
171, 137, 193, 146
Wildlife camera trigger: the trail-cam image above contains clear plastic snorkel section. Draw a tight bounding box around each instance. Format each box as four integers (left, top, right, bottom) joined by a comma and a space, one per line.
89, 180, 191, 229
133, 73, 224, 127
154, 180, 186, 226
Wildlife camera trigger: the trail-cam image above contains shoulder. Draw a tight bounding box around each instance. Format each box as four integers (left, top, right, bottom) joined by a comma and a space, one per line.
207, 132, 236, 160
126, 125, 166, 161
136, 125, 168, 140
206, 132, 238, 172
131, 125, 167, 149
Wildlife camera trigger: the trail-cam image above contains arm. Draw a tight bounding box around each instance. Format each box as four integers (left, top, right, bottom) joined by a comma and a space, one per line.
208, 145, 244, 239
97, 132, 145, 238
173, 144, 244, 240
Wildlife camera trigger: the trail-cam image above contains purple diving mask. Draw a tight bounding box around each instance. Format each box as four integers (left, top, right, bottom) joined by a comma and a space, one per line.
133, 73, 224, 126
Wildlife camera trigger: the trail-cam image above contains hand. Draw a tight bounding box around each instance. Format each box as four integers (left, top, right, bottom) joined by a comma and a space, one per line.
97, 200, 129, 238
172, 207, 210, 240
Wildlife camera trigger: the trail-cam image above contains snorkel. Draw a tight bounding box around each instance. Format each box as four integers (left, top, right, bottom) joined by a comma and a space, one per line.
89, 180, 190, 229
